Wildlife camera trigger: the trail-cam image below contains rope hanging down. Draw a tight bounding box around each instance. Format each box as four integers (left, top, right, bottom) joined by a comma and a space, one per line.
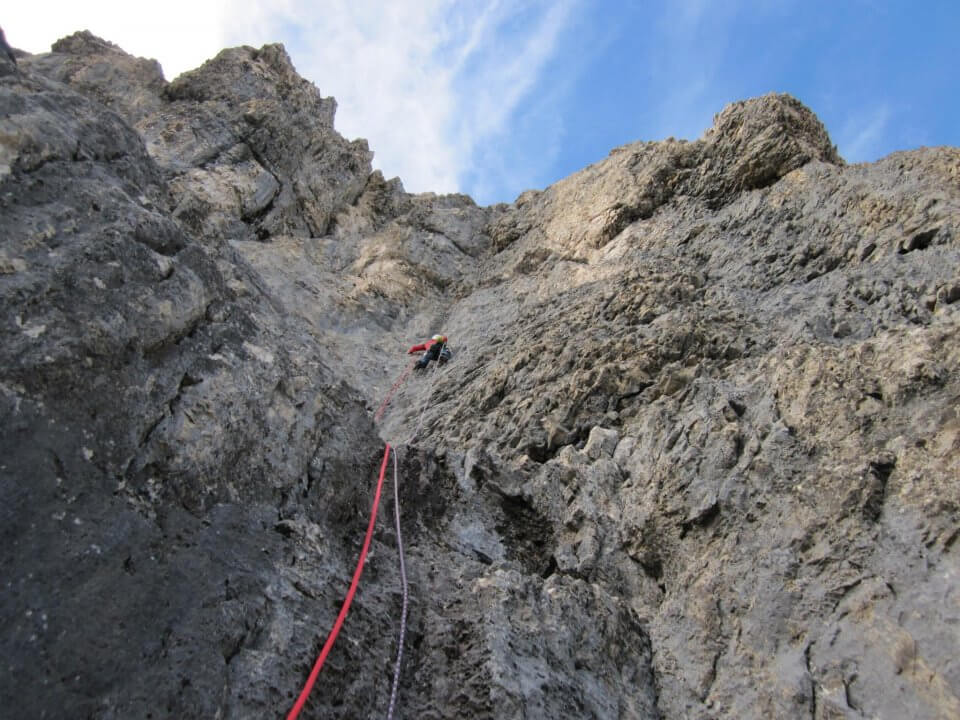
386, 447, 410, 720
286, 444, 392, 720
374, 362, 415, 423
408, 343, 445, 445
287, 340, 448, 716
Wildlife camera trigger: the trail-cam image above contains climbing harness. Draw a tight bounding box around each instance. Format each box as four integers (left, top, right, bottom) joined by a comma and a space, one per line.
386, 447, 409, 720
286, 444, 392, 720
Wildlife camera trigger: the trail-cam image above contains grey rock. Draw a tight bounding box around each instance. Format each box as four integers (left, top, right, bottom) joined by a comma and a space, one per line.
159, 43, 371, 240
584, 426, 619, 459
2, 33, 959, 720
489, 93, 840, 256
0, 26, 17, 67
1, 43, 389, 719
22, 30, 166, 123
401, 96, 960, 719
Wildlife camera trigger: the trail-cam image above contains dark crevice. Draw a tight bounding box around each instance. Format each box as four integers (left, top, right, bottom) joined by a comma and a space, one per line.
680, 501, 720, 537
49, 451, 67, 481
728, 397, 747, 417
241, 139, 283, 238
243, 190, 279, 225
641, 554, 663, 581
142, 310, 211, 357
273, 520, 296, 538
292, 580, 317, 599
898, 227, 938, 254
525, 442, 555, 464
495, 494, 554, 576
701, 647, 721, 702
863, 456, 895, 522
223, 630, 248, 665
240, 173, 280, 227
804, 643, 817, 719
943, 527, 959, 552
616, 383, 654, 409
843, 673, 859, 712
733, 433, 745, 461
829, 577, 865, 614
135, 413, 166, 452
525, 425, 591, 464
472, 549, 494, 566
178, 372, 203, 390
305, 458, 324, 498
540, 555, 558, 579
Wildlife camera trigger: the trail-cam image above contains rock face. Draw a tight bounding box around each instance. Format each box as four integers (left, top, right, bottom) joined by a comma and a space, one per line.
2, 33, 958, 720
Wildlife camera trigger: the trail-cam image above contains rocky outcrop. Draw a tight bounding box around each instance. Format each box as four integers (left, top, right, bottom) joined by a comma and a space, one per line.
1, 37, 393, 718
22, 33, 375, 242
384, 101, 959, 719
157, 43, 373, 241
488, 93, 840, 255
2, 33, 958, 720
24, 30, 167, 123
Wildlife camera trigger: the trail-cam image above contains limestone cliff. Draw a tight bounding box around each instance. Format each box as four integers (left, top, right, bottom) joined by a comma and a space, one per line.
1, 33, 958, 719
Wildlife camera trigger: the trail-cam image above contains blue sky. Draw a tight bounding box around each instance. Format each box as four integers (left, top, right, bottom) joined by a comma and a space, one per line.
498, 0, 960, 203
6, 1, 959, 205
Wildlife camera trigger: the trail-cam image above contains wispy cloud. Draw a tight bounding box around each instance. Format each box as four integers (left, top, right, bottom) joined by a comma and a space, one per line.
6, 0, 579, 198
452, 2, 576, 139
642, 1, 736, 140
838, 104, 891, 162
259, 1, 580, 196
644, 0, 798, 141
227, 0, 463, 192
444, 1, 579, 200
236, 0, 581, 200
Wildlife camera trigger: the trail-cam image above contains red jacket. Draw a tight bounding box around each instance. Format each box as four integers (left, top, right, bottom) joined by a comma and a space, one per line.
408, 339, 442, 354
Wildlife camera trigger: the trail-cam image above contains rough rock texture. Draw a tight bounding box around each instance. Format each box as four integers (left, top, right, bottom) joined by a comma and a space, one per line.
2, 34, 959, 720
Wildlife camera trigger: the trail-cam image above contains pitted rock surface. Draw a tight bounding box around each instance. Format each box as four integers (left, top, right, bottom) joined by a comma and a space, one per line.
2, 33, 958, 720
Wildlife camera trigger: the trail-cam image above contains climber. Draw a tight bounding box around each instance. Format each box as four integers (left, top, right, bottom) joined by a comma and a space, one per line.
408, 334, 450, 370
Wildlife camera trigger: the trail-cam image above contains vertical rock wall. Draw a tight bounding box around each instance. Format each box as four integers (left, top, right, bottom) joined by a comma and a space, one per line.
1, 33, 958, 719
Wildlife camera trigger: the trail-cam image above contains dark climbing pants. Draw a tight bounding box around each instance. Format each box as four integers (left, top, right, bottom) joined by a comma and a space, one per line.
416, 344, 443, 369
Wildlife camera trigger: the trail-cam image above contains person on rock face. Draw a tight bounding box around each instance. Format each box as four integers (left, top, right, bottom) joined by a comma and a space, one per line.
408, 334, 449, 370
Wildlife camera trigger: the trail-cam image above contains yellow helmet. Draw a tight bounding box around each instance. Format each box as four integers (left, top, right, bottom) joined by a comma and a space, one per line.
432, 334, 445, 343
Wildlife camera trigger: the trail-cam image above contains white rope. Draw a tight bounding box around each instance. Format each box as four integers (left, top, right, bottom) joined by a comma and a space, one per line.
386, 447, 409, 720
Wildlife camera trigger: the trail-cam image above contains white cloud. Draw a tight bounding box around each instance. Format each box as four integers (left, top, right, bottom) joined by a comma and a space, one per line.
234, 0, 463, 193
839, 104, 891, 162
238, 0, 579, 195
5, 1, 579, 198
4, 2, 235, 79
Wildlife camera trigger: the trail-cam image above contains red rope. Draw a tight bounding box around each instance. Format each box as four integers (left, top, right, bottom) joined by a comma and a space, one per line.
374, 362, 415, 423
286, 443, 392, 720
